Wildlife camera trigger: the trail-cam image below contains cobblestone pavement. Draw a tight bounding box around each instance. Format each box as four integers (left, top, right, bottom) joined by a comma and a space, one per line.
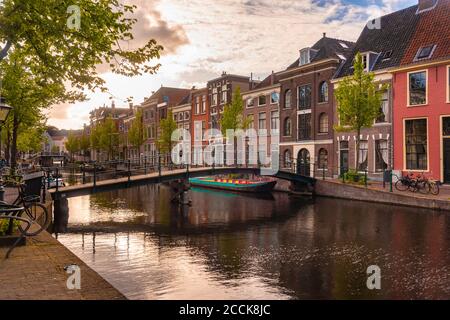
0, 188, 126, 300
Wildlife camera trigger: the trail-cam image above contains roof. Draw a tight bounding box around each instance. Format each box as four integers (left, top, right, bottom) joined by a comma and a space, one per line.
400, 0, 450, 66
286, 36, 355, 70
177, 93, 192, 106
336, 5, 420, 78
252, 73, 280, 90
144, 86, 191, 105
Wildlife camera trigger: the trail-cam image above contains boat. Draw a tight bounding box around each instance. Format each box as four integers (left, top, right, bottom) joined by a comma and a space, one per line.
44, 177, 65, 189
189, 177, 277, 193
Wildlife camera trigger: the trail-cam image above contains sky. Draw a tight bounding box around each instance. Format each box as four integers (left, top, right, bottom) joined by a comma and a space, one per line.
47, 0, 417, 130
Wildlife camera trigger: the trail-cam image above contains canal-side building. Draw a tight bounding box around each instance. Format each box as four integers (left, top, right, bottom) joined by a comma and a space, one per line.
392, 0, 450, 183
89, 101, 133, 161
141, 86, 191, 164
207, 72, 257, 133
333, 5, 420, 179
242, 72, 280, 160
190, 87, 209, 164
279, 34, 354, 177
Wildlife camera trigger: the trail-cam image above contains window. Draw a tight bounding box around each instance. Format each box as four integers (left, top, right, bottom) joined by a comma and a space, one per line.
362, 53, 369, 72
444, 117, 450, 136
357, 140, 369, 171
414, 45, 436, 61
408, 71, 427, 106
376, 90, 389, 123
339, 42, 349, 49
195, 97, 200, 114
212, 94, 218, 106
202, 96, 207, 113
247, 97, 254, 108
283, 117, 291, 136
319, 113, 329, 133
298, 113, 311, 140
258, 113, 266, 130
283, 150, 291, 168
258, 95, 267, 106
299, 48, 310, 66
405, 119, 428, 170
318, 81, 328, 103
284, 90, 292, 109
184, 111, 190, 120
173, 113, 178, 121
298, 85, 311, 110
375, 140, 388, 172
270, 92, 279, 104
382, 50, 393, 60
221, 91, 227, 103
271, 111, 279, 131
318, 149, 328, 169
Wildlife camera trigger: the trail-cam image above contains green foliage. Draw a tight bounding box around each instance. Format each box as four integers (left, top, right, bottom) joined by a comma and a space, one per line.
65, 132, 80, 159
343, 169, 368, 185
16, 123, 47, 154
79, 134, 90, 153
334, 52, 389, 166
157, 111, 177, 154
98, 116, 119, 160
0, 220, 19, 236
0, 0, 163, 94
220, 87, 249, 135
128, 109, 144, 149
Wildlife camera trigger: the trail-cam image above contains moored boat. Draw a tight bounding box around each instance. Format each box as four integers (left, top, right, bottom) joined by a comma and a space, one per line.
189, 177, 277, 193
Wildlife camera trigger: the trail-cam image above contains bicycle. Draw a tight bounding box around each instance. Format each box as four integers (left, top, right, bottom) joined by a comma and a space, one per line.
1, 181, 49, 236
395, 173, 414, 192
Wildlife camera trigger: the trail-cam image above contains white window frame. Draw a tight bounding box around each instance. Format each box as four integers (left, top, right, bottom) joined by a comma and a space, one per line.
407, 69, 428, 107
403, 117, 429, 172
447, 65, 450, 104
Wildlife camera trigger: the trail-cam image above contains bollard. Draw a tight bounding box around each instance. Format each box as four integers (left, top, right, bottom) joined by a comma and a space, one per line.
322, 165, 325, 181
390, 170, 393, 193
144, 158, 147, 175
128, 160, 131, 184
364, 169, 368, 188
82, 164, 86, 184
382, 168, 386, 189
55, 167, 59, 193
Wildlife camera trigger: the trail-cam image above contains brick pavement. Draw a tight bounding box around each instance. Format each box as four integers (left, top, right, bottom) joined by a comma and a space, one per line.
0, 188, 126, 300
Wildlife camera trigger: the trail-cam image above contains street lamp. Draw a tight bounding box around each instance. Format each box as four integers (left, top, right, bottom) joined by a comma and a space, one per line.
0, 97, 12, 202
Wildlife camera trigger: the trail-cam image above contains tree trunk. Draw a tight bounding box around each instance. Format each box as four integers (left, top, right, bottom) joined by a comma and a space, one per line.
355, 128, 361, 172
10, 115, 19, 170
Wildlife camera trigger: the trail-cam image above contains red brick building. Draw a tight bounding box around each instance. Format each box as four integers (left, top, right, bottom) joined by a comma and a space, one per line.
190, 87, 209, 164
392, 0, 450, 182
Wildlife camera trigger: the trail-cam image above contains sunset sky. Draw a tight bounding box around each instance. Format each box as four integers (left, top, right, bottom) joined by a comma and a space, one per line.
48, 0, 416, 130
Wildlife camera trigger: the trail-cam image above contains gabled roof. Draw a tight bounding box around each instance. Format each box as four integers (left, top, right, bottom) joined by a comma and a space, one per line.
177, 93, 192, 106
400, 0, 450, 66
336, 5, 420, 78
286, 36, 355, 70
144, 86, 191, 105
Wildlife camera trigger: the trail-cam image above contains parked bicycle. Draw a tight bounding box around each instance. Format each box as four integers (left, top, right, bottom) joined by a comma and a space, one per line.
395, 172, 440, 195
0, 181, 49, 236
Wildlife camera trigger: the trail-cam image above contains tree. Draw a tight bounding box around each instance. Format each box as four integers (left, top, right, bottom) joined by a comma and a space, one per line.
65, 132, 80, 161
157, 111, 177, 157
98, 116, 119, 160
16, 122, 46, 155
128, 109, 144, 153
79, 134, 90, 159
334, 52, 388, 168
0, 1, 163, 93
220, 87, 249, 134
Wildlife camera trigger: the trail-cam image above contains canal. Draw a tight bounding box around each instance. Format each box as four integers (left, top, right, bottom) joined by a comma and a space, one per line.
55, 184, 450, 299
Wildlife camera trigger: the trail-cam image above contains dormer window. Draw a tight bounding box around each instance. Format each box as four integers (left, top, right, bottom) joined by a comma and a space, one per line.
339, 42, 349, 49
414, 45, 436, 61
382, 50, 393, 60
299, 48, 311, 66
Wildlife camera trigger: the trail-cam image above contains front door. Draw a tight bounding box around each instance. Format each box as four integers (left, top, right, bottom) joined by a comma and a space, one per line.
297, 149, 310, 176
444, 138, 450, 183
340, 149, 349, 175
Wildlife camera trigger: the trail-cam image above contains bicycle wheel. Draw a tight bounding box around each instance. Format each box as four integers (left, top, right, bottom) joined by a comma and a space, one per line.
418, 181, 431, 194
395, 180, 408, 192
430, 182, 440, 196
18, 202, 50, 236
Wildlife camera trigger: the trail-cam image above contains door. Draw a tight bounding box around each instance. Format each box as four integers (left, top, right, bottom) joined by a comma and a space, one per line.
340, 150, 349, 175
444, 138, 450, 183
297, 149, 310, 176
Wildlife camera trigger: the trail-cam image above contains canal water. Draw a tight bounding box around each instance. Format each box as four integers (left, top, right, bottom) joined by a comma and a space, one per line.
56, 184, 450, 300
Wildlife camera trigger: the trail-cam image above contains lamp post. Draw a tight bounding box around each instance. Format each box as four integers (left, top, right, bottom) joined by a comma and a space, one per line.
0, 97, 12, 202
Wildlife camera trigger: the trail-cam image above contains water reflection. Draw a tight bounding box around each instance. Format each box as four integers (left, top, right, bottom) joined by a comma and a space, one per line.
56, 184, 450, 300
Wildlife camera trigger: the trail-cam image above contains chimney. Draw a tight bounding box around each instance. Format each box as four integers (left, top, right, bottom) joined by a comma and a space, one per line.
417, 0, 438, 12
129, 102, 133, 110
270, 71, 275, 85
111, 100, 115, 110
323, 32, 326, 38
250, 72, 253, 90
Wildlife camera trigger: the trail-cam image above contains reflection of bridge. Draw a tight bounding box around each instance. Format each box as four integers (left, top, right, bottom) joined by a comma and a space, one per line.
50, 166, 316, 200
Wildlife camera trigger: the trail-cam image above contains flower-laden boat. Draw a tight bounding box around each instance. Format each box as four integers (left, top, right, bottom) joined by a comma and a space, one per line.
189, 177, 277, 193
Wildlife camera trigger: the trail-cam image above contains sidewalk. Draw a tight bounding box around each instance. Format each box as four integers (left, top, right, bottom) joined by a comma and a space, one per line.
0, 189, 125, 300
